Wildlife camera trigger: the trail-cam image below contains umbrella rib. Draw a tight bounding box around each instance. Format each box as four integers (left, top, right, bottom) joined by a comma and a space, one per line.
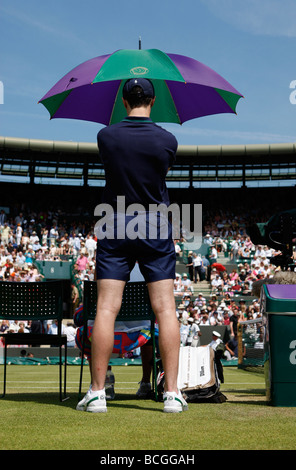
108, 81, 123, 126
164, 81, 182, 125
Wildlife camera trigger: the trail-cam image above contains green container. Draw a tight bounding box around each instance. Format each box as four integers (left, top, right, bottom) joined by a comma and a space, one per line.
261, 284, 296, 407
35, 260, 74, 280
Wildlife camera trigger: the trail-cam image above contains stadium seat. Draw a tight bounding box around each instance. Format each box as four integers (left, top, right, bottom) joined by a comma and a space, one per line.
0, 281, 68, 401
78, 280, 158, 401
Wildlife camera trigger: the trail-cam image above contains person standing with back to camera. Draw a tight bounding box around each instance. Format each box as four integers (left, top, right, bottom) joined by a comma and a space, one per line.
77, 77, 188, 413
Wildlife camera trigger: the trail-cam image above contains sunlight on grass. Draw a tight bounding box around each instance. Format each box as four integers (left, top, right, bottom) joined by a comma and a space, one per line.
0, 365, 295, 450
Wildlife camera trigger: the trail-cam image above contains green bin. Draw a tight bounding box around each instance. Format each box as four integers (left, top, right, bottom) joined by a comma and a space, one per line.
261, 284, 296, 406
35, 260, 74, 280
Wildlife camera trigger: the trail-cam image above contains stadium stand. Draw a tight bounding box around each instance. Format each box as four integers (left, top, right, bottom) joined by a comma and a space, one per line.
0, 137, 295, 363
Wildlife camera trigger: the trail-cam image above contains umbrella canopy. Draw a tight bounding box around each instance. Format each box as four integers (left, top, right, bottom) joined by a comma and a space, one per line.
211, 263, 227, 272
39, 49, 243, 126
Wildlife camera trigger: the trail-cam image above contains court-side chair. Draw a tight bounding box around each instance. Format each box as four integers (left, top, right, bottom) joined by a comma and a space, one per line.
78, 280, 158, 401
0, 281, 68, 401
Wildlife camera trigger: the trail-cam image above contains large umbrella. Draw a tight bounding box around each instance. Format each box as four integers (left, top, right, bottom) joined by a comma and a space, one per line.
39, 48, 243, 125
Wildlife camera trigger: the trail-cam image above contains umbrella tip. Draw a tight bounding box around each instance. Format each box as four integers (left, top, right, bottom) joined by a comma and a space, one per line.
139, 36, 142, 50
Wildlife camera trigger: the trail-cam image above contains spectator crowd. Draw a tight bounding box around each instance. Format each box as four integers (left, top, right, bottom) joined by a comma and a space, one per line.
0, 206, 294, 357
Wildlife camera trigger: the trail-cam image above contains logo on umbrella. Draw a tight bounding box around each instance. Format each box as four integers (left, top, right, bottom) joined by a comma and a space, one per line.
130, 66, 149, 75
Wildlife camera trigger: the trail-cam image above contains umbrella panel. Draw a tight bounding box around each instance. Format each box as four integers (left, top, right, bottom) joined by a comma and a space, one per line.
166, 82, 240, 123
41, 90, 71, 119
40, 54, 112, 102
166, 53, 241, 95
92, 49, 185, 84
110, 80, 181, 125
50, 81, 121, 125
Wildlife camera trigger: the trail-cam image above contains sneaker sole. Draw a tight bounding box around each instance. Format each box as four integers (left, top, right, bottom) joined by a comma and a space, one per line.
76, 405, 107, 413
76, 404, 86, 411
163, 407, 183, 413
86, 407, 107, 413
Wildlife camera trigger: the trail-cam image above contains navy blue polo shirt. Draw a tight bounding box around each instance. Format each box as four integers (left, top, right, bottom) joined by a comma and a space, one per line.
97, 117, 177, 209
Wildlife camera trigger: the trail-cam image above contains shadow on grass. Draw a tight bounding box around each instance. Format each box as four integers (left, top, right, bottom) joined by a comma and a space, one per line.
0, 392, 72, 406
223, 388, 268, 406
106, 393, 163, 412
0, 391, 162, 412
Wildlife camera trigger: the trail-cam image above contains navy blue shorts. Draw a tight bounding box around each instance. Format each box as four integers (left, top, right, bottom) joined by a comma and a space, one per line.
95, 213, 176, 283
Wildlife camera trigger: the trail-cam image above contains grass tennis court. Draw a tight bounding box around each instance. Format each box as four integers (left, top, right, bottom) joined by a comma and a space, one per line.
0, 364, 296, 451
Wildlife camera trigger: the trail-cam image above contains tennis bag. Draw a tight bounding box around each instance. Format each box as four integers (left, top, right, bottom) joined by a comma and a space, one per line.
156, 345, 227, 403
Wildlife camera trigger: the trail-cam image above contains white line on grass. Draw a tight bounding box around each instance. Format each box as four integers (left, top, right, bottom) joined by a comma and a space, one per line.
5, 381, 140, 384
5, 387, 138, 392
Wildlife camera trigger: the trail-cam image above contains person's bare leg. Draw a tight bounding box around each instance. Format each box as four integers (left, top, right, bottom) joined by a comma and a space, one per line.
91, 279, 126, 391
140, 344, 153, 383
147, 279, 180, 393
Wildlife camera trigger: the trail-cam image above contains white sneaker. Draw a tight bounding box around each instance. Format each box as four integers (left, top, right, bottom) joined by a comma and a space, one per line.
163, 391, 188, 413
136, 381, 152, 398
76, 386, 107, 413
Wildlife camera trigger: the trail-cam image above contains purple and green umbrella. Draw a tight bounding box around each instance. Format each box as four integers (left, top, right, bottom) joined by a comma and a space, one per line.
39, 49, 243, 126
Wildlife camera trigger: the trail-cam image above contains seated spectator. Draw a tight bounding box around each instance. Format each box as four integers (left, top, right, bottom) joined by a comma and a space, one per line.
229, 269, 239, 281
181, 273, 191, 288
209, 310, 223, 326
182, 294, 192, 306
199, 313, 210, 325
238, 268, 247, 282
255, 245, 266, 259
18, 321, 30, 333
224, 292, 233, 302
211, 274, 223, 292
173, 273, 182, 296
48, 320, 65, 335
203, 233, 213, 245
194, 293, 206, 308
231, 279, 242, 293
0, 320, 10, 333
191, 306, 200, 322
181, 283, 193, 296
176, 303, 188, 322
241, 281, 251, 295
224, 334, 238, 360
